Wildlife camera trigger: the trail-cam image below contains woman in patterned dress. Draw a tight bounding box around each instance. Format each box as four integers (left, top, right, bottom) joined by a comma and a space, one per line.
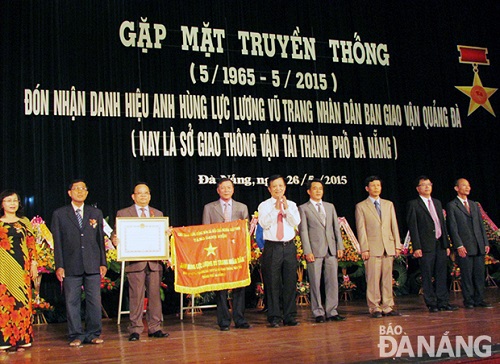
0, 190, 38, 352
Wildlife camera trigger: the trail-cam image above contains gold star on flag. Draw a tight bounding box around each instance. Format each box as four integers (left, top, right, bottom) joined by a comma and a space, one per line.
455, 73, 497, 116
204, 243, 217, 256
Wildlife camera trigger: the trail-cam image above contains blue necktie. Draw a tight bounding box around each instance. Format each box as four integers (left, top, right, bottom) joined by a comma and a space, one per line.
374, 201, 381, 218
76, 209, 83, 228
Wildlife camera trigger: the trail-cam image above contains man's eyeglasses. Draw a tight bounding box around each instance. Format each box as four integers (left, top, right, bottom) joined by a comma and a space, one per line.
71, 187, 88, 191
418, 183, 433, 187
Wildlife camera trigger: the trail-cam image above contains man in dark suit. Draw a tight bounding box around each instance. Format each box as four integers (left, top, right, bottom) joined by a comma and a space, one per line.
355, 176, 401, 318
298, 179, 346, 323
52, 180, 107, 347
202, 178, 250, 331
406, 176, 457, 312
115, 183, 169, 341
446, 178, 491, 309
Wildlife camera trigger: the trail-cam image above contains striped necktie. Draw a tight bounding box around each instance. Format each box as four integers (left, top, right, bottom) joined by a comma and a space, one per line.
75, 209, 83, 228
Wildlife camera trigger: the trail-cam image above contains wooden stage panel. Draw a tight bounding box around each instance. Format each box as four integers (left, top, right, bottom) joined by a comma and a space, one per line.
2, 290, 499, 363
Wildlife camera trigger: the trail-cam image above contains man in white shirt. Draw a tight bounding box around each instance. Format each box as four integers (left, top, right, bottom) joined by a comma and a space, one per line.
258, 175, 301, 328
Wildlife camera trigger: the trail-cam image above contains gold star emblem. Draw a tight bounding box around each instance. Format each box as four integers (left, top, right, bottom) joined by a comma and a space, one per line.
455, 73, 497, 116
204, 243, 217, 257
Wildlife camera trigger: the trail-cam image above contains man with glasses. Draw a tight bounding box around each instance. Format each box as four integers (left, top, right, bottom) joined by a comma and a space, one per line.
115, 182, 169, 341
52, 180, 107, 347
406, 176, 457, 312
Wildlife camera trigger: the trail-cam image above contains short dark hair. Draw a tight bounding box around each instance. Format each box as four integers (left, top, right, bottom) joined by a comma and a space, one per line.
364, 175, 382, 187
217, 178, 234, 188
307, 178, 324, 190
0, 189, 24, 218
68, 179, 86, 191
415, 175, 430, 188
133, 182, 150, 194
268, 174, 285, 187
454, 178, 467, 187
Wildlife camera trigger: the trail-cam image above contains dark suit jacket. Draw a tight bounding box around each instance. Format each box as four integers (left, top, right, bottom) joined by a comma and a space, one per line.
116, 205, 164, 273
406, 197, 449, 252
446, 198, 489, 255
298, 201, 343, 257
52, 204, 106, 276
202, 199, 249, 224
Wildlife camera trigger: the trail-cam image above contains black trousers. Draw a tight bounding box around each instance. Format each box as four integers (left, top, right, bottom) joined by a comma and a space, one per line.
419, 243, 449, 308
216, 288, 247, 328
456, 254, 485, 306
262, 240, 297, 323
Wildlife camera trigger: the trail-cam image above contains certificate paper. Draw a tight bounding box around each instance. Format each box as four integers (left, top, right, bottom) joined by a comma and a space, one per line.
116, 217, 169, 261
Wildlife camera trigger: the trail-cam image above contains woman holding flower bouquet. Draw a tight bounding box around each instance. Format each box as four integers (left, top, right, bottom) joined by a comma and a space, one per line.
0, 190, 38, 352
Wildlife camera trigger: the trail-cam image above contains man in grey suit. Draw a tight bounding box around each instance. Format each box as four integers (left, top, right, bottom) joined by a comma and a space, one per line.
52, 180, 107, 346
115, 182, 169, 341
406, 176, 457, 312
355, 176, 401, 318
298, 179, 346, 323
202, 178, 250, 331
446, 178, 491, 309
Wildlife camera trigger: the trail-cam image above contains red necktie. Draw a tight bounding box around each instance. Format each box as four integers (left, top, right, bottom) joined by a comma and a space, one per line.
140, 208, 146, 217
277, 210, 284, 240
464, 200, 470, 214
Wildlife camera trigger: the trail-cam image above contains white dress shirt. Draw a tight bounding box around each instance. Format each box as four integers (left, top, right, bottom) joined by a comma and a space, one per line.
258, 197, 300, 241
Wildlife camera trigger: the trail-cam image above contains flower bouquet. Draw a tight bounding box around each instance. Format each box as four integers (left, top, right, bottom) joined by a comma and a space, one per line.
31, 216, 55, 273
100, 276, 119, 293
32, 295, 54, 325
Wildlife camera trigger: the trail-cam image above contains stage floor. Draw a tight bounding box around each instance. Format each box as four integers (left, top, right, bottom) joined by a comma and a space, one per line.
3, 289, 500, 363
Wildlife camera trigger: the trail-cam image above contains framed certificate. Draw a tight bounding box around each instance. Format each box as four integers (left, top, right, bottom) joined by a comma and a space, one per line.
116, 217, 170, 261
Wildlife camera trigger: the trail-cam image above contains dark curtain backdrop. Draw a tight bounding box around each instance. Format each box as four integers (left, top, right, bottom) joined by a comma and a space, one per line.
1, 0, 499, 232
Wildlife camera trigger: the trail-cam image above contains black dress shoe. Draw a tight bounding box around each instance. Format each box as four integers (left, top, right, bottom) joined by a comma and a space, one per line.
235, 322, 250, 329
474, 301, 493, 308
438, 305, 459, 311
128, 333, 140, 341
269, 321, 280, 328
383, 310, 402, 317
371, 312, 382, 318
464, 304, 474, 309
328, 315, 346, 321
283, 319, 299, 326
315, 316, 326, 323
219, 326, 230, 331
148, 330, 169, 338
428, 306, 439, 313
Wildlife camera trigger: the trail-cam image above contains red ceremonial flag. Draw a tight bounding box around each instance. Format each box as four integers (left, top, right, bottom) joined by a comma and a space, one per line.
171, 220, 250, 294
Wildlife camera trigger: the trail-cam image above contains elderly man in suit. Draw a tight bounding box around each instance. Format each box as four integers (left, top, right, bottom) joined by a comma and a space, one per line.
202, 178, 250, 331
298, 179, 346, 323
52, 180, 107, 347
115, 182, 169, 341
446, 178, 491, 309
355, 176, 401, 318
406, 176, 457, 312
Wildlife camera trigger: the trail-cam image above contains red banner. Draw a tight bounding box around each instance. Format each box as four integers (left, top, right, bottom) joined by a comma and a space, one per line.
171, 220, 250, 294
